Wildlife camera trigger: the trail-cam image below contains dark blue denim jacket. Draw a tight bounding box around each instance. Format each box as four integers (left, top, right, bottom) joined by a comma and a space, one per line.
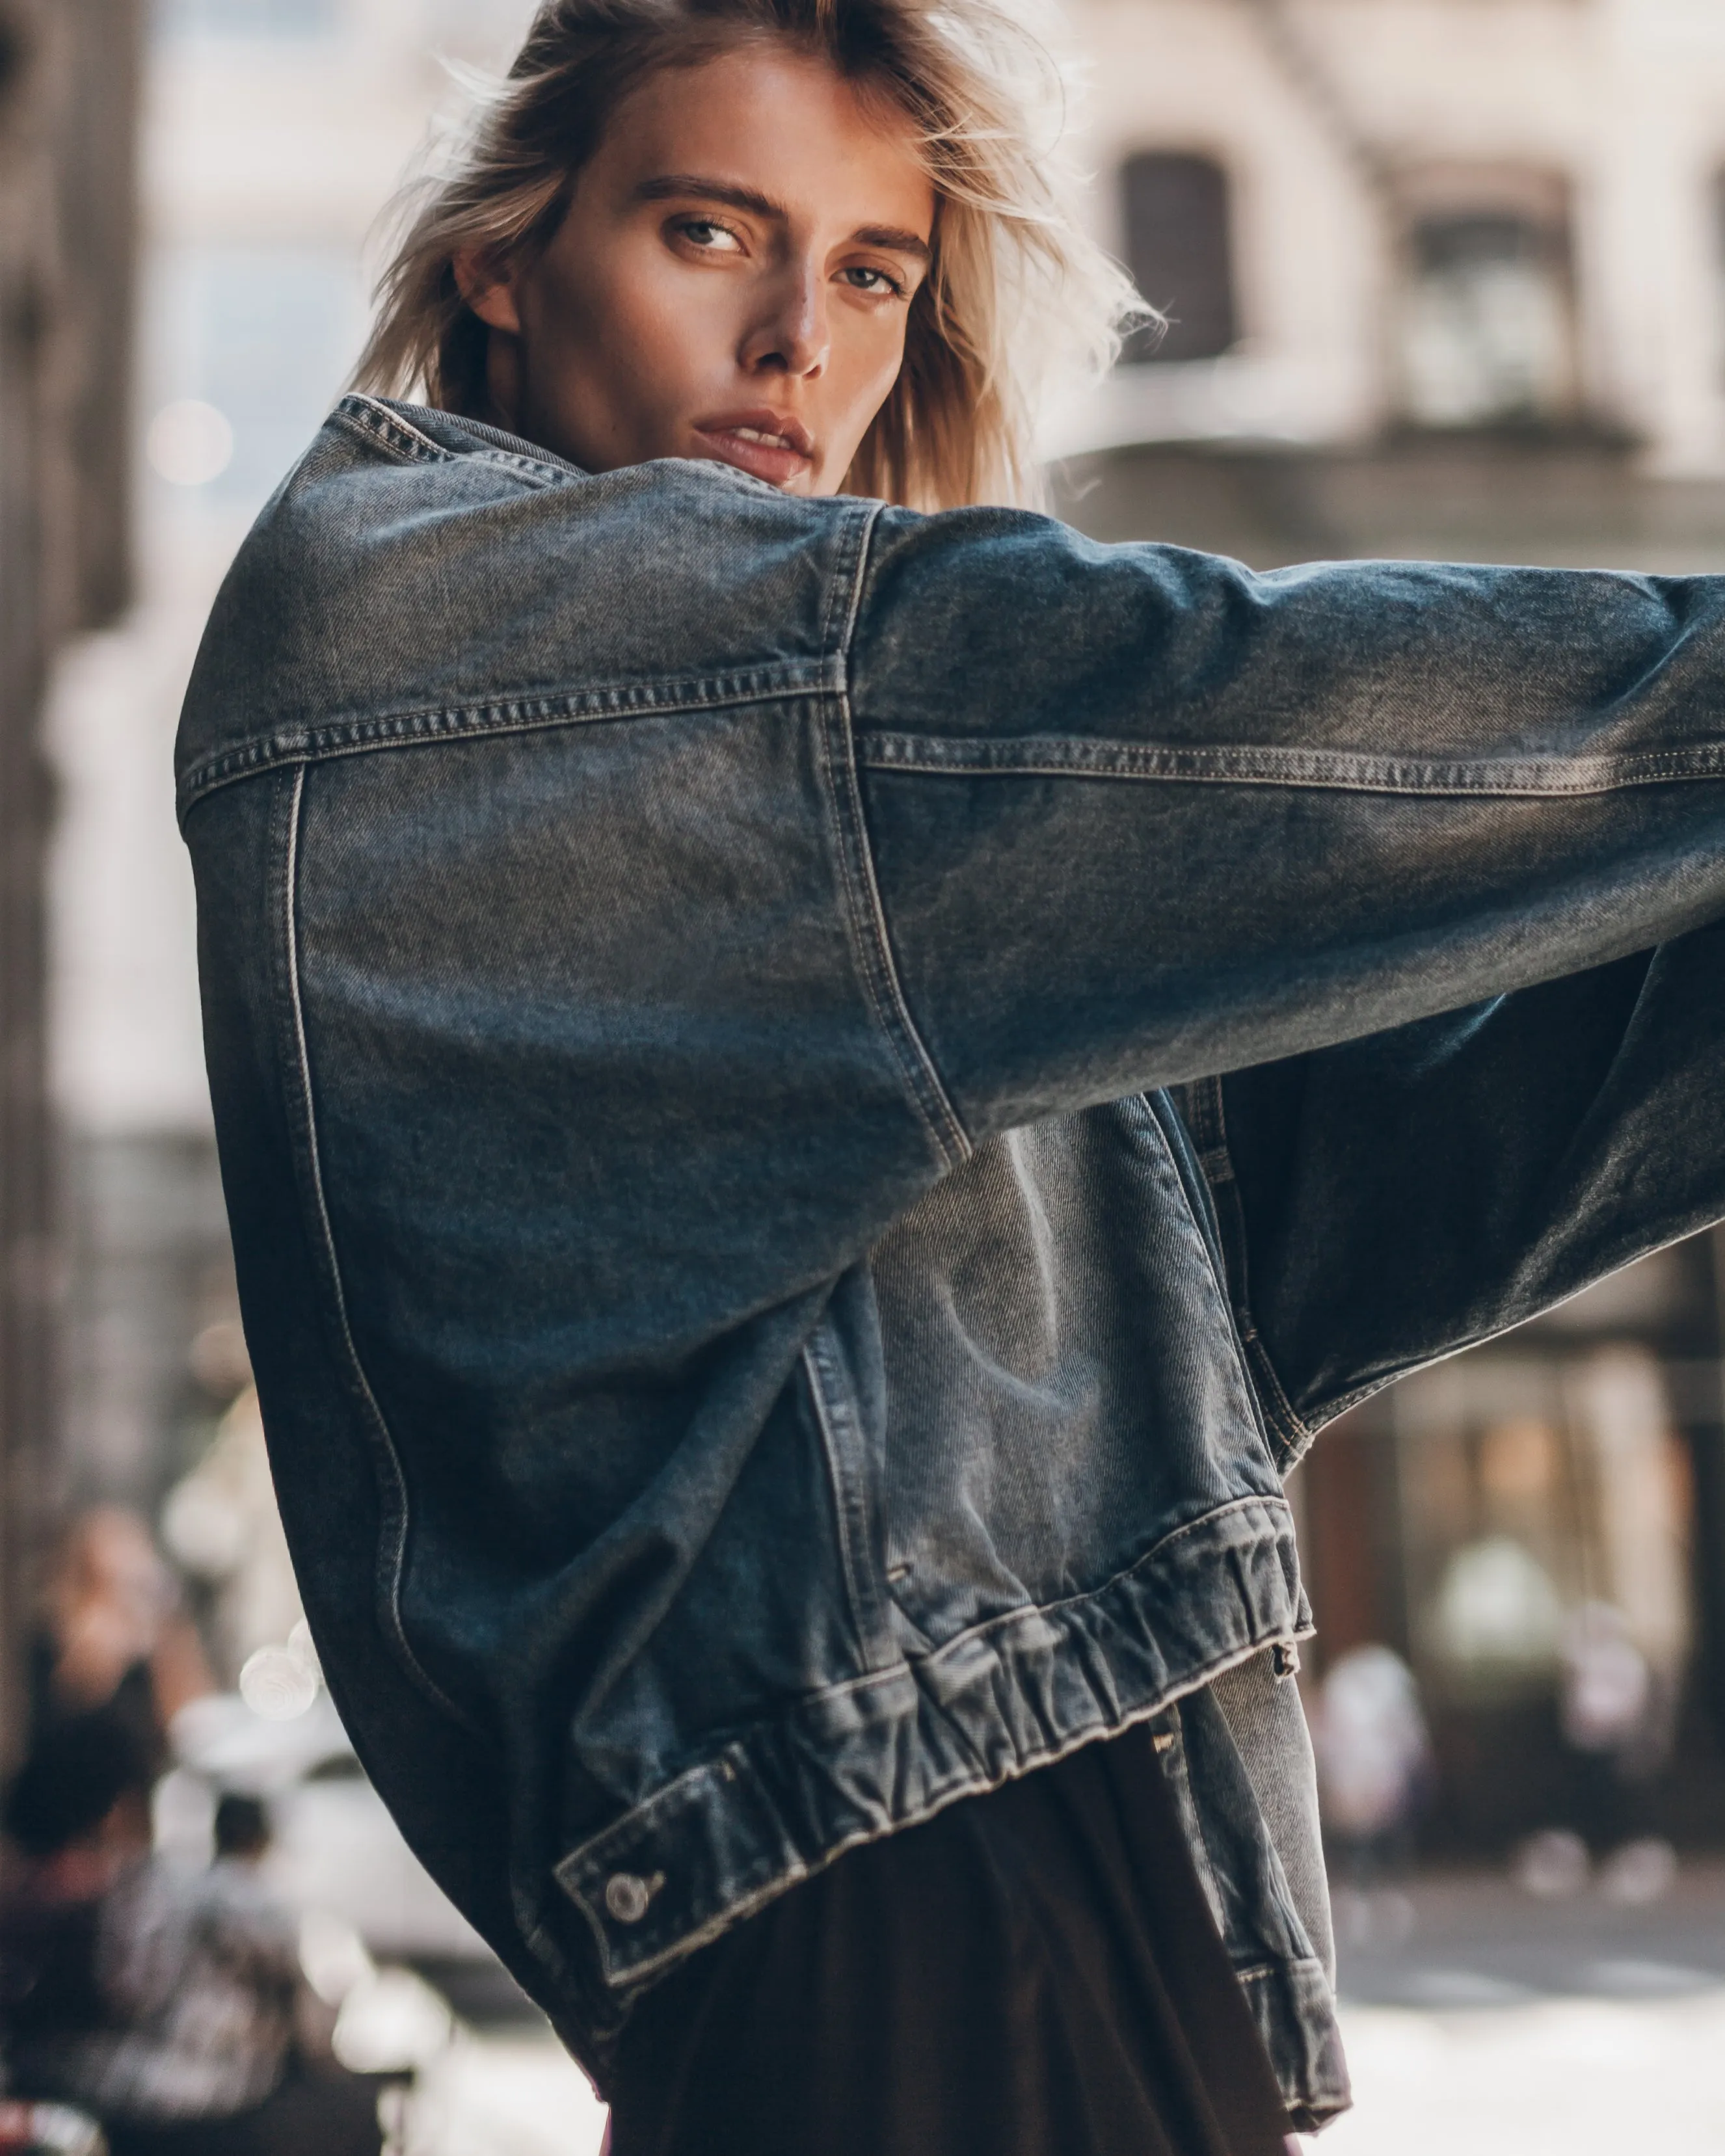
177, 393, 1725, 2127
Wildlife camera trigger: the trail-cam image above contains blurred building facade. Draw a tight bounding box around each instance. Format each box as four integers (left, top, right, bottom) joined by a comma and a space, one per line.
0, 0, 142, 1755
1055, 0, 1725, 564
1292, 1243, 1725, 1851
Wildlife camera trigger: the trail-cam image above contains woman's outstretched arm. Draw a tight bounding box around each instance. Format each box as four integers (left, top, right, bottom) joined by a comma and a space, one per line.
849, 508, 1725, 1134
848, 509, 1725, 1435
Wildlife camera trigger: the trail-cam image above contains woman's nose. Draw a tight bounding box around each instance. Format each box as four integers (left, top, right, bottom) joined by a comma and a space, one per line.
742, 264, 829, 378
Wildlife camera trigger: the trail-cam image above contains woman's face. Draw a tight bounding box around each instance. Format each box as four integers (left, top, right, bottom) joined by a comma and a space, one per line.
461, 45, 935, 495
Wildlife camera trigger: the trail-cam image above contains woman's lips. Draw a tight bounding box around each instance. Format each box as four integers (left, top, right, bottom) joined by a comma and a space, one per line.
691, 414, 815, 488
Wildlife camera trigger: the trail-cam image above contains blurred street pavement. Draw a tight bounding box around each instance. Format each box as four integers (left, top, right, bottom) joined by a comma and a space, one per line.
1315, 1991, 1725, 2155
1304, 1862, 1725, 2155
405, 2029, 608, 2156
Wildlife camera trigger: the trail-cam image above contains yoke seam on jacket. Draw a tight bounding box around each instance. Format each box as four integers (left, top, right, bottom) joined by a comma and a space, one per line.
175, 665, 845, 821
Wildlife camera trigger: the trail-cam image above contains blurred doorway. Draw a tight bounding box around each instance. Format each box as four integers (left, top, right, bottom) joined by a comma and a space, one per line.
1295, 1235, 1725, 1853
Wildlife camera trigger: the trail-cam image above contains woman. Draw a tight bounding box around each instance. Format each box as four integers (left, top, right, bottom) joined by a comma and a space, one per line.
0, 1729, 380, 2156
27, 1511, 213, 1782
177, 0, 1725, 2148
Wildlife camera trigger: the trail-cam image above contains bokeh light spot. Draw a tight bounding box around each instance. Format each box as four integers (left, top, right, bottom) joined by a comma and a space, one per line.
146, 397, 234, 486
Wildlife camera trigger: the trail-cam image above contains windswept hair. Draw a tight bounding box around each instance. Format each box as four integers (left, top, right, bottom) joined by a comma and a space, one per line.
354, 0, 1140, 510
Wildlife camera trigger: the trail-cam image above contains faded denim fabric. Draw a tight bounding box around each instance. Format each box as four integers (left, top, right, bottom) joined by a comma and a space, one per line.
179, 393, 1725, 2127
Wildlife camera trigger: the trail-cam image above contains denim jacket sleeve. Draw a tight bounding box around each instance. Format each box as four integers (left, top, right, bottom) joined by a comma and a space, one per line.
848, 507, 1725, 1423
1198, 937, 1725, 1446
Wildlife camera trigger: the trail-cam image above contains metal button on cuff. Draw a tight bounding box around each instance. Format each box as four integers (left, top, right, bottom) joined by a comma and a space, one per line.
604, 1872, 655, 1924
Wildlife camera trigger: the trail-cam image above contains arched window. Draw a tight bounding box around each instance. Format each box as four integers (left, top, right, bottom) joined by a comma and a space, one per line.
1119, 152, 1238, 366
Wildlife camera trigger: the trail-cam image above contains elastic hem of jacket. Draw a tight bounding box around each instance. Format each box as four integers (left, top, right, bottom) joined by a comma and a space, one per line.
551, 1492, 1340, 2123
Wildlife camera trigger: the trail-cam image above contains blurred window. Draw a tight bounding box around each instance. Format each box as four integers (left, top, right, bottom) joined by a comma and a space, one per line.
1119, 152, 1238, 366
154, 0, 338, 38
1400, 207, 1574, 429
144, 246, 367, 514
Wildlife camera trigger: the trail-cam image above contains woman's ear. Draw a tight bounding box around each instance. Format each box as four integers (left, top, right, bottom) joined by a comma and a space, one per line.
453, 247, 523, 336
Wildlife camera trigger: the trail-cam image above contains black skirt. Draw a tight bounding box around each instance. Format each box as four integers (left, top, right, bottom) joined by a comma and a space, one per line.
605, 1720, 1296, 2156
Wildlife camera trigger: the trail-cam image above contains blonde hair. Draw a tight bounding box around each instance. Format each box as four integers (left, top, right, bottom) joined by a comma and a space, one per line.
355, 0, 1138, 511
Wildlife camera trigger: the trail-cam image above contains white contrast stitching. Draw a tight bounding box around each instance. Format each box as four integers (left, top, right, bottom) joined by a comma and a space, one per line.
856, 730, 1725, 798
283, 764, 477, 1732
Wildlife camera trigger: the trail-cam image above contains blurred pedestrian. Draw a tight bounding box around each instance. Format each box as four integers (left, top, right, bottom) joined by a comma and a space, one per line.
29, 1511, 213, 1781
1313, 1647, 1429, 1943
1, 1716, 159, 2108
1558, 1600, 1676, 1903
0, 1728, 379, 2156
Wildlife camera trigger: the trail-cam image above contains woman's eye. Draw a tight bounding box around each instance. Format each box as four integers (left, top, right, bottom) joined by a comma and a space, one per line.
676, 219, 742, 254
840, 265, 905, 299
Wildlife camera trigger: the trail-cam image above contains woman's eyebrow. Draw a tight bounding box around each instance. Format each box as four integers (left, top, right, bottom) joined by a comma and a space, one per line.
635, 174, 930, 260
853, 224, 931, 263
635, 173, 787, 219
